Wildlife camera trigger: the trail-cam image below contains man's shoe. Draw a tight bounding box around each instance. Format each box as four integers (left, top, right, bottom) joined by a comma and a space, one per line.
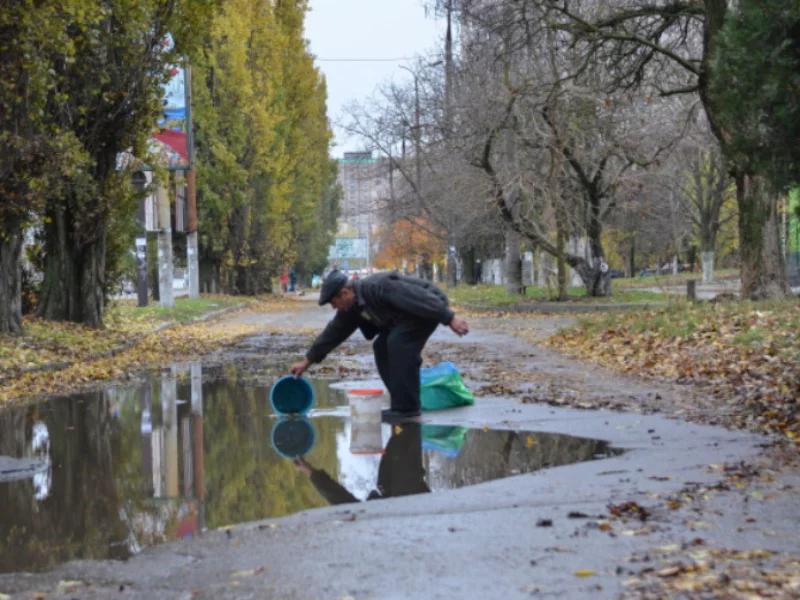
381, 408, 421, 422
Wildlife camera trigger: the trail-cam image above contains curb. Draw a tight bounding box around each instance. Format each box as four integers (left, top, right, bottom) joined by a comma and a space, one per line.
459, 301, 666, 315
1, 301, 253, 385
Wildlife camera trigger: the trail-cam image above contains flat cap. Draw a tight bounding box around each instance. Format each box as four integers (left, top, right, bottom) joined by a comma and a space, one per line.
319, 270, 348, 305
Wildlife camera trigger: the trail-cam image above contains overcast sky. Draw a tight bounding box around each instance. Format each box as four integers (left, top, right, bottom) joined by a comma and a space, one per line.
304, 0, 444, 157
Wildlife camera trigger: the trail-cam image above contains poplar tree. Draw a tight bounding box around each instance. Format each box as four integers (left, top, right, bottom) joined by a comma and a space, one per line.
194, 0, 337, 293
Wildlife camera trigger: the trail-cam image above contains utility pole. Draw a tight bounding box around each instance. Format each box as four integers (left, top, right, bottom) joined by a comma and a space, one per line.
444, 0, 457, 287
413, 75, 421, 199
156, 179, 175, 307
185, 63, 200, 298
132, 172, 149, 306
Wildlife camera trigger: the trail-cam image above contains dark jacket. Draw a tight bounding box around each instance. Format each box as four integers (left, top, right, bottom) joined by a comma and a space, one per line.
306, 272, 455, 363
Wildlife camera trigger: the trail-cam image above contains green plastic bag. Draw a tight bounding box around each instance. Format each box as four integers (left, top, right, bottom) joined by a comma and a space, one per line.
420, 362, 475, 411
422, 425, 468, 457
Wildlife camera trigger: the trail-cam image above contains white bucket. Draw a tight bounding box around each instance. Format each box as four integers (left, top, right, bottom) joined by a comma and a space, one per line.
347, 388, 385, 420
350, 419, 384, 455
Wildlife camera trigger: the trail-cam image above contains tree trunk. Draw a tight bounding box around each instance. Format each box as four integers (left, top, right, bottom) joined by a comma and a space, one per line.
505, 229, 522, 296
460, 247, 476, 285
701, 250, 715, 283
736, 174, 790, 299
446, 250, 457, 288
0, 223, 24, 334
628, 237, 636, 278
582, 191, 611, 297
556, 212, 568, 301
37, 203, 106, 328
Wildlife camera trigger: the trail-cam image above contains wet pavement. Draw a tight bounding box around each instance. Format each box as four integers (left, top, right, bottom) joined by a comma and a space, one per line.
0, 365, 619, 574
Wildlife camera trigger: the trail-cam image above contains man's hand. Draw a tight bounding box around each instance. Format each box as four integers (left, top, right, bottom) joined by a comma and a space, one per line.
449, 317, 469, 337
289, 358, 311, 378
292, 457, 314, 475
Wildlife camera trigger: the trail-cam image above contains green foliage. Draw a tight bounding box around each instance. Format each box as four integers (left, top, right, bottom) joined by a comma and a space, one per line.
712, 0, 800, 189
680, 150, 739, 259
0, 0, 215, 327
0, 0, 78, 226
790, 188, 800, 254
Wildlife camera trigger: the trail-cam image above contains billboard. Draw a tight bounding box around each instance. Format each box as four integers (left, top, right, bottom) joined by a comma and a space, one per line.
154, 34, 189, 168
116, 35, 189, 171
328, 238, 368, 260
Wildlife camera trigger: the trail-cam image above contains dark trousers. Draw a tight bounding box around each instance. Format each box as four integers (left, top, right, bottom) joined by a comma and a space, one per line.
372, 320, 438, 412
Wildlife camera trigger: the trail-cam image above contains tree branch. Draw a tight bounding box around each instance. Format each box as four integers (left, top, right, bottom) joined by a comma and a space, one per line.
549, 3, 702, 76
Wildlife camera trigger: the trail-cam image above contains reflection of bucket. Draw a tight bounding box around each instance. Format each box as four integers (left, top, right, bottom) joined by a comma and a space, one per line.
270, 376, 315, 415
350, 419, 384, 455
270, 417, 316, 458
347, 389, 385, 420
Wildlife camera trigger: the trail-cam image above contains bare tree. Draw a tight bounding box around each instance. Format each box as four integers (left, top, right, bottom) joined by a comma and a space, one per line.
530, 0, 791, 299
449, 0, 693, 296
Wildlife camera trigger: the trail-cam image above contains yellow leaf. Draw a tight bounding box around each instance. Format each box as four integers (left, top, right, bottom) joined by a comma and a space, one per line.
525, 435, 536, 448
574, 570, 597, 577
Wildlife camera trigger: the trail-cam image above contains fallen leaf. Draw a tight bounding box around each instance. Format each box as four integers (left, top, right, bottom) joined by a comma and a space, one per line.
232, 567, 266, 577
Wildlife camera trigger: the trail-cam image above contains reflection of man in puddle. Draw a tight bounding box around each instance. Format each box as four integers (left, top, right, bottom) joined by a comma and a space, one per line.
292, 422, 430, 505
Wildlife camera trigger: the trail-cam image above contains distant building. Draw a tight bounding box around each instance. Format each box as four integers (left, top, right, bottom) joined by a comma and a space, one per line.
336, 151, 391, 268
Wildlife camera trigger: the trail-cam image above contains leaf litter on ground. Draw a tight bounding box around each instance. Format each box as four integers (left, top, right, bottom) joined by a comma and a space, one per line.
539, 299, 800, 441
0, 295, 296, 403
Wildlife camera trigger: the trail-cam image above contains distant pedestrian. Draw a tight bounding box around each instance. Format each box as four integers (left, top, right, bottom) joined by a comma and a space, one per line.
280, 269, 289, 294
289, 266, 297, 292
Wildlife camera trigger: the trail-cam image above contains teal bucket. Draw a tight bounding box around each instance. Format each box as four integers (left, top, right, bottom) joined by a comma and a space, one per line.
271, 418, 316, 458
270, 376, 315, 415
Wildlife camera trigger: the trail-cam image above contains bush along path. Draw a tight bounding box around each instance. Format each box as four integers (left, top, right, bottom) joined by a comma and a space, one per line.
0, 296, 296, 404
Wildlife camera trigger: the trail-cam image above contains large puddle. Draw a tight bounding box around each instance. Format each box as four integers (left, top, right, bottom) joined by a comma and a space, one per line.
0, 363, 620, 573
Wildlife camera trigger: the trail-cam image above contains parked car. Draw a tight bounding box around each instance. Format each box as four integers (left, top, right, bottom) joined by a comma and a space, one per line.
639, 268, 656, 277
608, 269, 626, 279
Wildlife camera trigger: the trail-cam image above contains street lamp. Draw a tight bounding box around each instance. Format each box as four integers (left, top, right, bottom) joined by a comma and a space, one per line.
400, 62, 458, 286
397, 61, 443, 201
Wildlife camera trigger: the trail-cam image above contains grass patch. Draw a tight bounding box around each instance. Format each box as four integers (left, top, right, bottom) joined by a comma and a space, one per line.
106, 296, 245, 327
447, 284, 665, 307
610, 268, 739, 289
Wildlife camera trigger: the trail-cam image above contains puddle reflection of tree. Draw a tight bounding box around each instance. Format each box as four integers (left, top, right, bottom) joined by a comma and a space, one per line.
0, 391, 131, 573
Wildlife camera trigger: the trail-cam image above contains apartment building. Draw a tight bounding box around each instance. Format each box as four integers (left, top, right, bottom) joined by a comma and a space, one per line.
335, 151, 390, 268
